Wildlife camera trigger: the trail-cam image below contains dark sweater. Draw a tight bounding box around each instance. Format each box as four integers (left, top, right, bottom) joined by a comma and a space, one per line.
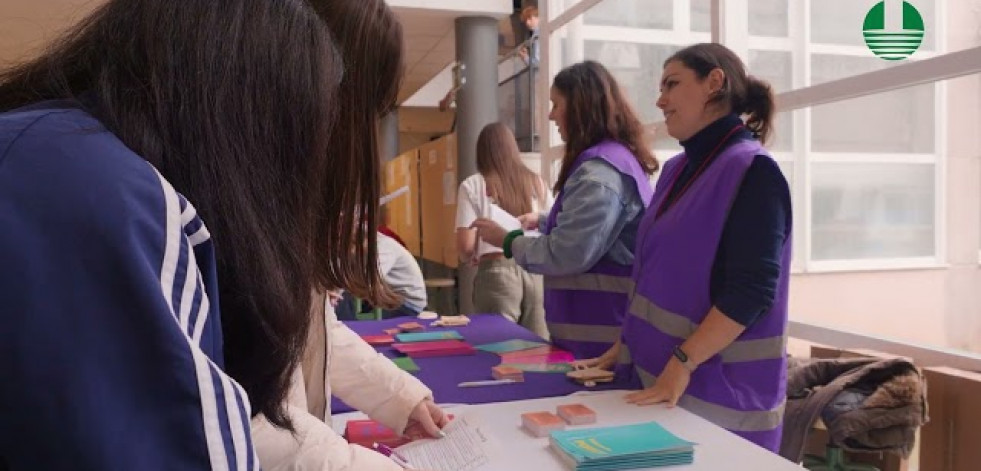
665, 114, 792, 326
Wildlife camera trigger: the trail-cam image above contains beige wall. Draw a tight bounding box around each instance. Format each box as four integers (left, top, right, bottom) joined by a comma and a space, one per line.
0, 0, 102, 66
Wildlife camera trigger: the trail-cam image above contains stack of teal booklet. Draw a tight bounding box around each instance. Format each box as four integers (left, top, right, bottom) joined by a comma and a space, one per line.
549, 421, 695, 470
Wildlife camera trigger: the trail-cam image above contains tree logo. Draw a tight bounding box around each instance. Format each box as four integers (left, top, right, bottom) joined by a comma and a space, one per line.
863, 1, 924, 61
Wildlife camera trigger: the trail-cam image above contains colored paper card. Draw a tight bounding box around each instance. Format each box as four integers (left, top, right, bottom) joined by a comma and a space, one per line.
391, 356, 420, 372
500, 346, 575, 364
549, 421, 695, 470
498, 362, 574, 373
395, 330, 464, 343
344, 419, 408, 448
392, 340, 476, 358
474, 339, 547, 353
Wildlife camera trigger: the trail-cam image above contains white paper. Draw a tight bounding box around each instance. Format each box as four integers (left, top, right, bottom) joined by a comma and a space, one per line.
395, 414, 494, 471
442, 172, 456, 205
487, 203, 521, 232
380, 185, 409, 206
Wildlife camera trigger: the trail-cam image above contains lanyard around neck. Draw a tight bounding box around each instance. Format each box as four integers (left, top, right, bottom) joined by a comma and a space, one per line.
655, 124, 745, 220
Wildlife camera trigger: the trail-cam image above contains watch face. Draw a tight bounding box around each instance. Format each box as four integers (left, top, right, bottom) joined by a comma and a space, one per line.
674, 346, 689, 363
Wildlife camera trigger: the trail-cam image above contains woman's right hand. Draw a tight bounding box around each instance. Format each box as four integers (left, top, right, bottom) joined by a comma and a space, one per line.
517, 212, 540, 231
571, 342, 620, 371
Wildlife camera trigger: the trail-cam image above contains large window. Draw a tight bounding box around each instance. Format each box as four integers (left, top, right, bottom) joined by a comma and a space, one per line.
546, 0, 948, 270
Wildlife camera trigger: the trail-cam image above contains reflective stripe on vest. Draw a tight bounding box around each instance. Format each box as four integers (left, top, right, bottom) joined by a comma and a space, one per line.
546, 322, 621, 344
628, 295, 786, 363
544, 273, 634, 294
636, 367, 786, 432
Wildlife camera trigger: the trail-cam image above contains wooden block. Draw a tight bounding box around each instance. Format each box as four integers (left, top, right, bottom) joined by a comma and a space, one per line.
432, 315, 470, 327
492, 365, 524, 381
361, 334, 395, 346
566, 367, 615, 386
397, 321, 424, 332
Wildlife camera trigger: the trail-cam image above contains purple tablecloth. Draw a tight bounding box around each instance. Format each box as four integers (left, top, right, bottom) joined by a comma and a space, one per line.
330, 314, 635, 414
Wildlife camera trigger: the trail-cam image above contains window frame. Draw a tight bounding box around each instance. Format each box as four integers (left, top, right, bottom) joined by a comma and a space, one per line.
541, 0, 975, 273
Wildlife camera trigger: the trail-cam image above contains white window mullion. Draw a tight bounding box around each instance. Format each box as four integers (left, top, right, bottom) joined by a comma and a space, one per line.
675, 0, 691, 34
791, 0, 810, 273
718, 0, 749, 61
934, 0, 948, 267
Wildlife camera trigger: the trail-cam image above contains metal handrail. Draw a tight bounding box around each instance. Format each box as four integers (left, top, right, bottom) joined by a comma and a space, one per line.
499, 35, 537, 65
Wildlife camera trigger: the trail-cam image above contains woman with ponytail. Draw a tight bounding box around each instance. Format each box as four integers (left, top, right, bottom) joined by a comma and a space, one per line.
581, 43, 792, 454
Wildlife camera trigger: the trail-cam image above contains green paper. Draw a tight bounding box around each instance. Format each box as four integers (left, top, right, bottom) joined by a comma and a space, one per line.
391, 356, 420, 372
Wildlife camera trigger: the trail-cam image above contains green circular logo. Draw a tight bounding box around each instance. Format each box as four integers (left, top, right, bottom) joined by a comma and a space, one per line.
863, 1, 924, 61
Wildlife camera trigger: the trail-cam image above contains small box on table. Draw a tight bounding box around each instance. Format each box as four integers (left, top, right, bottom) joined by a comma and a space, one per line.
492, 365, 524, 382
556, 403, 597, 425
521, 411, 565, 437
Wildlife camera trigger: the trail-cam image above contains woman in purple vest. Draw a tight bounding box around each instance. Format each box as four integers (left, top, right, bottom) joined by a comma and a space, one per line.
586, 43, 793, 453
472, 61, 658, 360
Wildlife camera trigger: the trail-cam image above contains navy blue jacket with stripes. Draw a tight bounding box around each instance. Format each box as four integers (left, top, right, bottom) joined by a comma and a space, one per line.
0, 102, 258, 470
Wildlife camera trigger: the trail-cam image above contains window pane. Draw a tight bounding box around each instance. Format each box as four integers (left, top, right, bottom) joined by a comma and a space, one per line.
691, 0, 711, 33
749, 50, 792, 92
749, 0, 789, 37
811, 55, 934, 153
584, 41, 681, 123
750, 52, 793, 152
583, 0, 673, 29
811, 53, 892, 85
810, 0, 935, 51
811, 163, 935, 260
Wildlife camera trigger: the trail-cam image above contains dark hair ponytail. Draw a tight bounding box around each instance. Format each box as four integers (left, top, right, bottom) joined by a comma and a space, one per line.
743, 76, 774, 144
666, 43, 777, 145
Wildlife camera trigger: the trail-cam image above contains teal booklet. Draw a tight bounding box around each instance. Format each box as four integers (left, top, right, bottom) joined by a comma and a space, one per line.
394, 331, 464, 343
498, 362, 574, 373
549, 421, 695, 470
474, 339, 547, 353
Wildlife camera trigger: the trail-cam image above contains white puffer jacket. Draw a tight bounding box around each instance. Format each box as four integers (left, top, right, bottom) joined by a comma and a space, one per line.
251, 297, 432, 470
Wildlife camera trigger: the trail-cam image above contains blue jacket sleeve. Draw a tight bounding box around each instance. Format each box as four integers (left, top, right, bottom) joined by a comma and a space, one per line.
511, 160, 642, 276
0, 109, 255, 470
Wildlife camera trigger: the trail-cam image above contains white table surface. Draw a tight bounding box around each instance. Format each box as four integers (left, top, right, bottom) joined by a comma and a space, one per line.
332, 390, 802, 470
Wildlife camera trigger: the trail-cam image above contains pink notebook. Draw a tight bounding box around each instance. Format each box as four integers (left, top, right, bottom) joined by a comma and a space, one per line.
392, 340, 476, 358
499, 346, 575, 364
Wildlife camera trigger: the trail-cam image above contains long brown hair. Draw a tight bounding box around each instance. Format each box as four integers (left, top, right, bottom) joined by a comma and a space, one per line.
551, 61, 658, 194
476, 122, 545, 216
0, 0, 369, 430
666, 43, 775, 144
316, 0, 403, 309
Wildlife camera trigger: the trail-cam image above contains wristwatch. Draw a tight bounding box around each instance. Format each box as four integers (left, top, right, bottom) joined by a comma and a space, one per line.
672, 345, 697, 372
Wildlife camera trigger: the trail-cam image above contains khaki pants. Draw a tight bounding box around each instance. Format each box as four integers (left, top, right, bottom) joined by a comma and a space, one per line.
472, 258, 548, 340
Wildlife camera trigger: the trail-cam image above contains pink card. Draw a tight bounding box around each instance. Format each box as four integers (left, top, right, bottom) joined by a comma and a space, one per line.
499, 346, 575, 364
392, 340, 476, 358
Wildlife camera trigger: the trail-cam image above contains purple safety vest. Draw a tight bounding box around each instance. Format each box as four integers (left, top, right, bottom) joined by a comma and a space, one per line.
621, 139, 791, 453
543, 140, 653, 359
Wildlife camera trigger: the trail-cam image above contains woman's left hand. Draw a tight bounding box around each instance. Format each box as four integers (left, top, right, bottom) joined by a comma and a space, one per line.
624, 358, 691, 407
470, 218, 508, 248
403, 399, 449, 439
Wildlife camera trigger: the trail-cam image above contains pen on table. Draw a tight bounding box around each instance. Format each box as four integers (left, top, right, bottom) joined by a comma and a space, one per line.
457, 378, 517, 387
372, 442, 413, 469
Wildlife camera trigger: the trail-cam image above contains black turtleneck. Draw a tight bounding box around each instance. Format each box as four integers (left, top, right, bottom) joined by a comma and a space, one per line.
664, 114, 792, 327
